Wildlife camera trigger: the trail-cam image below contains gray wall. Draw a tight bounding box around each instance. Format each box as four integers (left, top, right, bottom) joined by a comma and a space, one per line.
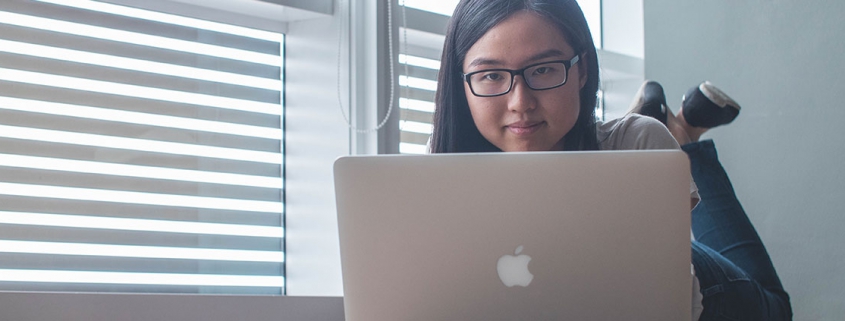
644, 1, 845, 319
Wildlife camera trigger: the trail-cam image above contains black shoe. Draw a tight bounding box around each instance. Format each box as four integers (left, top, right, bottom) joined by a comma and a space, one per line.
627, 80, 668, 126
681, 81, 741, 128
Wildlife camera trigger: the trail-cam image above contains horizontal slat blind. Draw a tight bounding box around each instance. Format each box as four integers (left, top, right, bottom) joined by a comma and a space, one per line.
398, 4, 451, 154
0, 0, 284, 294
398, 48, 439, 154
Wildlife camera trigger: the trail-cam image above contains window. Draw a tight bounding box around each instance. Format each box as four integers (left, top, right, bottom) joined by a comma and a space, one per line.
0, 0, 285, 294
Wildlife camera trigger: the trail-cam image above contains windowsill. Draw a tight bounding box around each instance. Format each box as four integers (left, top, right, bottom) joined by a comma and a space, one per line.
0, 291, 344, 321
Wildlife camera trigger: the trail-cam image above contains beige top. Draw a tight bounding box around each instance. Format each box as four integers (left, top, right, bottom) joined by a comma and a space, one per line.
597, 113, 700, 201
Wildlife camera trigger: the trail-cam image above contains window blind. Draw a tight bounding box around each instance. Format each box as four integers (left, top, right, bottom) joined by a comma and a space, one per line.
0, 0, 285, 294
398, 47, 439, 154
398, 2, 451, 154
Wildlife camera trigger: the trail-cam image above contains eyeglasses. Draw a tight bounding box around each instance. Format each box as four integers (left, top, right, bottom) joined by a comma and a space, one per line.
462, 55, 580, 97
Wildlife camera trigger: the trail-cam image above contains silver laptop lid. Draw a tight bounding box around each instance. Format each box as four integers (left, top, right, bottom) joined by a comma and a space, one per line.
334, 150, 691, 321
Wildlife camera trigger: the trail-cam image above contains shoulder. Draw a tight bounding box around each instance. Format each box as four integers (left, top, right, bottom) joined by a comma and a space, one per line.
597, 114, 679, 150
597, 114, 666, 138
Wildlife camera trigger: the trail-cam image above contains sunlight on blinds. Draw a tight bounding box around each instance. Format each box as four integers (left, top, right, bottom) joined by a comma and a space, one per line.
398, 1, 448, 154
398, 51, 438, 154
0, 270, 284, 287
402, 0, 459, 16
397, 2, 447, 154
0, 11, 281, 65
0, 0, 285, 294
0, 211, 284, 237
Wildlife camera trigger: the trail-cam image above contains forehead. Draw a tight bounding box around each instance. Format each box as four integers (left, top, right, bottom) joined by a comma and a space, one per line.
463, 11, 574, 69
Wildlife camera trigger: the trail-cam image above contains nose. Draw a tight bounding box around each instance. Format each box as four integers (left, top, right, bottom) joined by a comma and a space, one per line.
507, 75, 538, 113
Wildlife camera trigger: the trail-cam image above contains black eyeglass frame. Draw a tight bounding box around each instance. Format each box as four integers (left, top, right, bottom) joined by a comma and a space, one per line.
462, 55, 581, 97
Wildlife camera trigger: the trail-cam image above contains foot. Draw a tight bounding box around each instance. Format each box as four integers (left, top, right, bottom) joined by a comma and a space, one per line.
665, 108, 693, 145
675, 111, 708, 143
678, 81, 741, 141
627, 80, 692, 145
626, 80, 669, 126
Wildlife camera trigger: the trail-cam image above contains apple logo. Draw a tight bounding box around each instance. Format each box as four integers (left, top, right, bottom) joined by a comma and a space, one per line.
497, 245, 533, 287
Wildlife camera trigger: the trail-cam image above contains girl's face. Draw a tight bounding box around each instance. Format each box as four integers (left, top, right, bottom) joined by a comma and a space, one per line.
462, 11, 587, 152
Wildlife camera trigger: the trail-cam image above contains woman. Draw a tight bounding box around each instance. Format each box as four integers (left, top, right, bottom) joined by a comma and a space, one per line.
429, 0, 792, 320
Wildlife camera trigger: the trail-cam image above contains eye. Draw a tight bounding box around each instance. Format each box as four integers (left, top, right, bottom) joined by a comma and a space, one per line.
482, 72, 504, 81
474, 71, 507, 83
533, 66, 555, 75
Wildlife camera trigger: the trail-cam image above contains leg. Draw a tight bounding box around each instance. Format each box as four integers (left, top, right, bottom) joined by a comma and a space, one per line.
629, 80, 792, 320
685, 140, 792, 320
692, 241, 791, 321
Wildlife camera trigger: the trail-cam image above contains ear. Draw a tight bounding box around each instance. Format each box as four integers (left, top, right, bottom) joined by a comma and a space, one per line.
578, 53, 589, 90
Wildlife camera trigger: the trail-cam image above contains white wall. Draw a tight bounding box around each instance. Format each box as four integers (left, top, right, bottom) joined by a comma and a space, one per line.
284, 0, 388, 295
283, 11, 348, 296
644, 1, 845, 319
285, 0, 391, 296
602, 0, 643, 58
598, 0, 644, 120
597, 50, 643, 120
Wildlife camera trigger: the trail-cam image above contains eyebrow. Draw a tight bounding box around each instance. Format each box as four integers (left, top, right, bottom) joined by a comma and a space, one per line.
465, 49, 567, 69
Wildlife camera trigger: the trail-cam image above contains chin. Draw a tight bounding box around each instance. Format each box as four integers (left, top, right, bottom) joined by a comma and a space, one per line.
501, 144, 552, 152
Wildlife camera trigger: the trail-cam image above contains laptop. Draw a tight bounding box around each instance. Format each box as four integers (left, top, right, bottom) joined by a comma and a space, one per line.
333, 150, 691, 321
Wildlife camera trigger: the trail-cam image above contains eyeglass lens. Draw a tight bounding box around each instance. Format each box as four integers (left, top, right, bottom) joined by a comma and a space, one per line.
468, 62, 569, 96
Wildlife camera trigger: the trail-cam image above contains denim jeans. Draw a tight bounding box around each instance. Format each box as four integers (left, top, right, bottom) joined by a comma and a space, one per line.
683, 140, 792, 321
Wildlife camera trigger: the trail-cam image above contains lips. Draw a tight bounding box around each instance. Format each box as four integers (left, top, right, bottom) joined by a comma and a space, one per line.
506, 121, 544, 135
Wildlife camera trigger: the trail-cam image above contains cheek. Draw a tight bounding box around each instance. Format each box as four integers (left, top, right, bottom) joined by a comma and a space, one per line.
467, 99, 492, 131
554, 86, 582, 115
465, 85, 496, 127
463, 82, 475, 109
542, 87, 582, 132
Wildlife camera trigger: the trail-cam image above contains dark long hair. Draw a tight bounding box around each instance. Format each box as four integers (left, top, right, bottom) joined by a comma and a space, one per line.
429, 0, 600, 153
